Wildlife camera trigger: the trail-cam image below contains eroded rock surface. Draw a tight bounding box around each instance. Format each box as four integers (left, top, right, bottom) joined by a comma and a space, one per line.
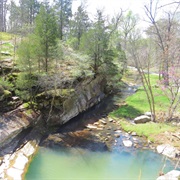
157, 170, 180, 180
46, 76, 107, 126
0, 140, 39, 180
0, 107, 40, 148
156, 144, 180, 159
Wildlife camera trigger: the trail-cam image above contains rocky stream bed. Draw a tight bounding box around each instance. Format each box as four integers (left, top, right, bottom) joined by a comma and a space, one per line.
0, 83, 180, 180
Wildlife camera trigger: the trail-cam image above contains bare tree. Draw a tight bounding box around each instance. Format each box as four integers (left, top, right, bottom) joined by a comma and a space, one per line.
128, 30, 156, 121
144, 0, 180, 85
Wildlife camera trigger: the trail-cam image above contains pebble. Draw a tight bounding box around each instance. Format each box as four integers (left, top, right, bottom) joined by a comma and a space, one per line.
123, 140, 133, 147
114, 134, 120, 138
108, 118, 113, 122
99, 124, 105, 128
100, 120, 107, 125
131, 132, 137, 136
97, 128, 103, 131
114, 130, 122, 133
86, 124, 97, 129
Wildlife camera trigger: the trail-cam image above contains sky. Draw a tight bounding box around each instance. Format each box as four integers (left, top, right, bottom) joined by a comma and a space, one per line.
72, 0, 147, 16
72, 0, 178, 29
12, 0, 179, 30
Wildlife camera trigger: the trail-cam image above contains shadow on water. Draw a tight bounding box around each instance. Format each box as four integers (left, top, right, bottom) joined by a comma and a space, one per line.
56, 84, 138, 134
26, 84, 180, 180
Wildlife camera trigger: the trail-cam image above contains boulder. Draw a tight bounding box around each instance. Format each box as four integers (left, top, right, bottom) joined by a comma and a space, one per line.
86, 124, 98, 130
156, 144, 180, 159
131, 132, 137, 136
123, 140, 133, 147
145, 112, 152, 117
134, 115, 151, 124
157, 170, 180, 180
99, 119, 107, 125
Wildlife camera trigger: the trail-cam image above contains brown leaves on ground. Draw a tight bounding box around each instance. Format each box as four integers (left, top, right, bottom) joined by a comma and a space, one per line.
151, 131, 180, 150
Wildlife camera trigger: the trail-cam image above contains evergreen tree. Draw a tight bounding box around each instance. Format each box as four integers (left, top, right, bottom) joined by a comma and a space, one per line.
54, 0, 72, 40
80, 10, 110, 76
35, 3, 58, 73
80, 9, 124, 79
9, 0, 40, 33
16, 35, 39, 102
0, 0, 7, 32
70, 2, 90, 49
9, 1, 21, 32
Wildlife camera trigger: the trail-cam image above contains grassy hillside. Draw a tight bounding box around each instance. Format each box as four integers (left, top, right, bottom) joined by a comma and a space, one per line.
110, 73, 172, 119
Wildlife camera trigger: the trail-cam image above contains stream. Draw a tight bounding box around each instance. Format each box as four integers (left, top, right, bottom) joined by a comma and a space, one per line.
25, 85, 178, 179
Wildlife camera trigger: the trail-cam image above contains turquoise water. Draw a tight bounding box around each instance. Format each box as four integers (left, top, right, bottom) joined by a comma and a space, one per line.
25, 147, 176, 180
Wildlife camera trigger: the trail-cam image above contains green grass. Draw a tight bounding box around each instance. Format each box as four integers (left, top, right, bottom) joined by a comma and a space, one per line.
111, 105, 142, 119
119, 119, 177, 141
111, 74, 170, 119
0, 32, 15, 41
1, 42, 14, 56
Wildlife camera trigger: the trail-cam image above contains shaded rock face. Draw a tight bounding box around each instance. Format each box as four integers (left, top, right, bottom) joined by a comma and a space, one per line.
0, 108, 40, 148
47, 76, 107, 126
42, 131, 108, 152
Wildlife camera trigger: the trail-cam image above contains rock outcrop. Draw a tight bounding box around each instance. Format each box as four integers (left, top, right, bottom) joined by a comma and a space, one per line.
156, 144, 180, 159
0, 140, 39, 180
0, 107, 40, 148
157, 170, 180, 180
46, 76, 107, 126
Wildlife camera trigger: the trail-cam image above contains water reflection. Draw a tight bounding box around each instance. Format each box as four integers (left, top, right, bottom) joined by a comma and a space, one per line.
26, 147, 177, 180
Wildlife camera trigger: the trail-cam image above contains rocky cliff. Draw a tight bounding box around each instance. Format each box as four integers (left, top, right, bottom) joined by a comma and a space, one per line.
0, 75, 107, 148
43, 75, 107, 126
0, 107, 40, 149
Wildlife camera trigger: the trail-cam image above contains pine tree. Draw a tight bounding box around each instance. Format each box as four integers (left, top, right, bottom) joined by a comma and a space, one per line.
9, 0, 40, 33
70, 2, 90, 49
80, 10, 109, 75
54, 0, 72, 40
0, 0, 7, 32
35, 3, 58, 73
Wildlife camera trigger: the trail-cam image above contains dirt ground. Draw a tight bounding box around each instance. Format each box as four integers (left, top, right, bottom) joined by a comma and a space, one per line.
151, 131, 180, 150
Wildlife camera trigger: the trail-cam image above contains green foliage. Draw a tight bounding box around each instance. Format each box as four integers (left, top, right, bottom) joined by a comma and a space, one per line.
8, 0, 40, 33
0, 78, 13, 90
35, 4, 58, 72
54, 0, 72, 40
118, 119, 177, 141
17, 35, 39, 73
69, 2, 90, 49
15, 73, 38, 101
0, 32, 14, 41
